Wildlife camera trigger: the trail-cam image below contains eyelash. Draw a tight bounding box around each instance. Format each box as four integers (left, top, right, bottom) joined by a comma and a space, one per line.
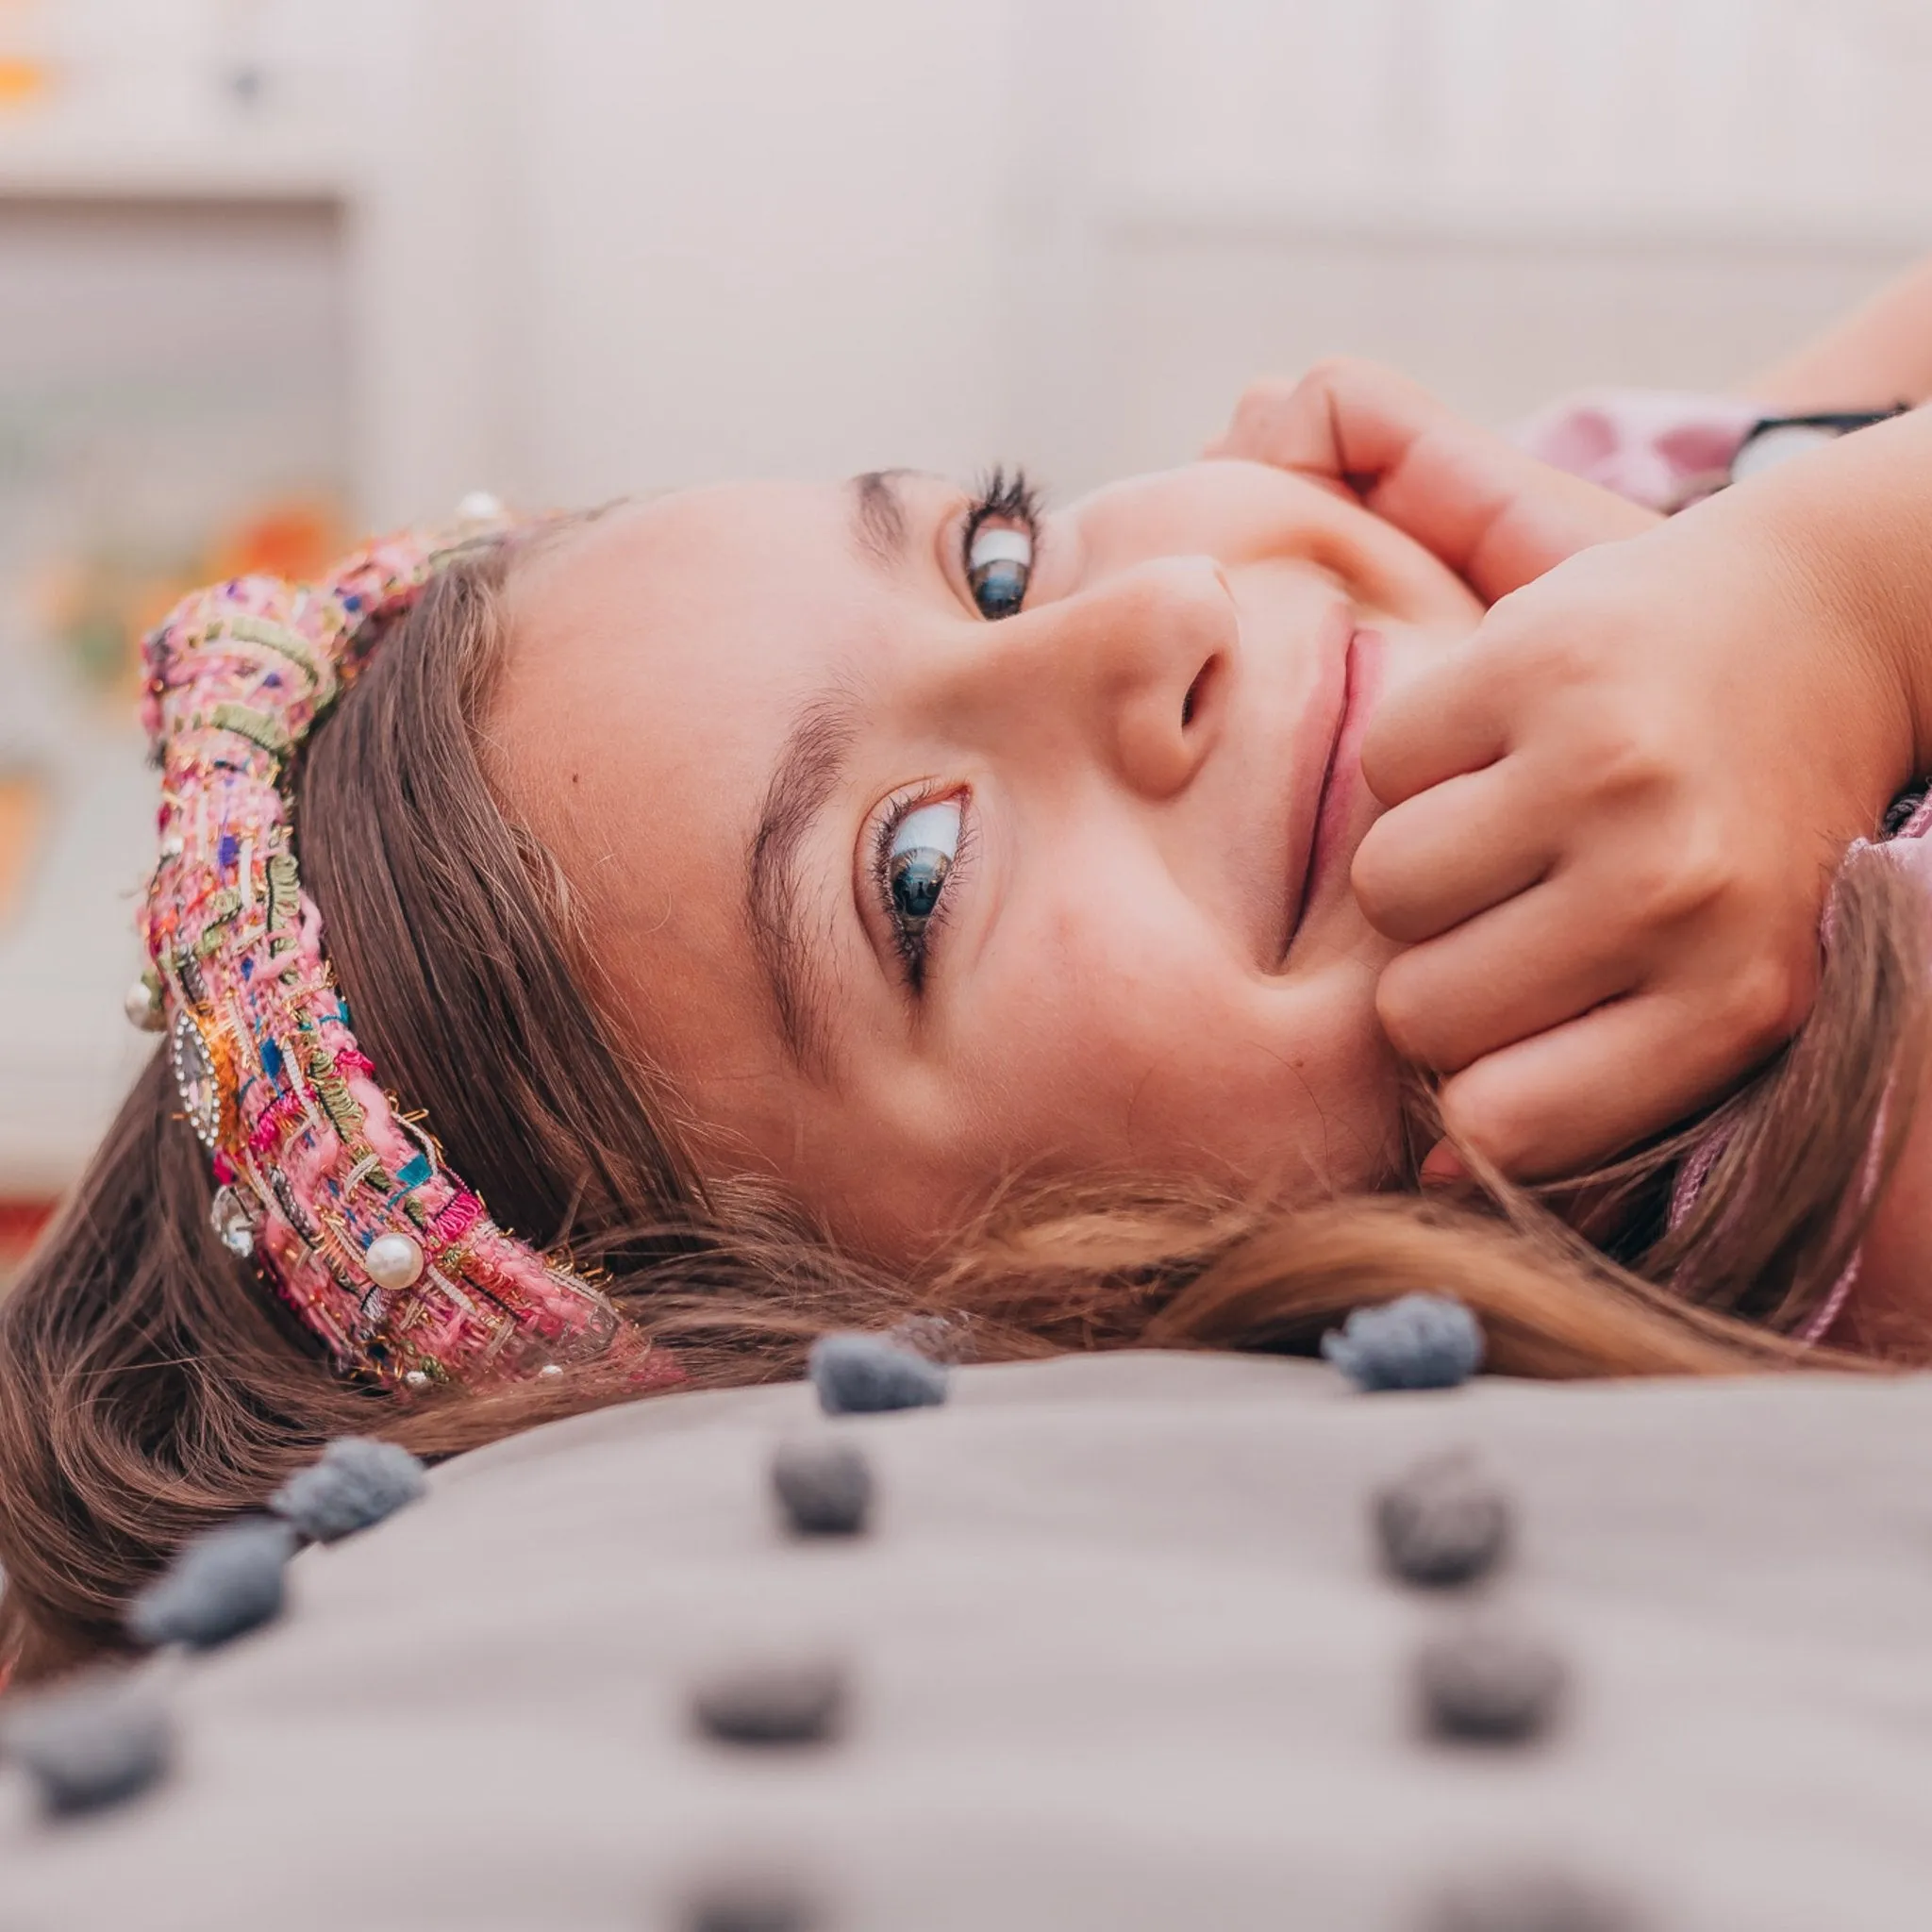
960, 464, 1042, 596
859, 466, 1033, 993
869, 782, 974, 995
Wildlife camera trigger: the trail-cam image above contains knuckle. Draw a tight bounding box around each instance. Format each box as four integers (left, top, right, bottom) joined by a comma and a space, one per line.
1374, 959, 1452, 1068
1241, 372, 1300, 405
1349, 830, 1402, 928
1623, 827, 1729, 928
1478, 600, 1611, 698
1305, 351, 1400, 392
1224, 377, 1297, 441
1357, 710, 1418, 805
1438, 1076, 1541, 1179
1298, 353, 1361, 390
1570, 706, 1675, 805
1542, 637, 1623, 706
1353, 818, 1448, 942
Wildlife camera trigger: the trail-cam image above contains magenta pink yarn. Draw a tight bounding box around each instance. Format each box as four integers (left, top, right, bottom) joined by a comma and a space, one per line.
139, 520, 669, 1393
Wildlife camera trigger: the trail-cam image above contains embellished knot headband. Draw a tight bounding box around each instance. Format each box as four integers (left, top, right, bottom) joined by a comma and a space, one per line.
130, 511, 662, 1394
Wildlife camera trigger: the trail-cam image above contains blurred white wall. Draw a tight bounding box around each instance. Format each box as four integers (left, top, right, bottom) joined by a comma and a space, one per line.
5, 0, 1932, 511
5, 0, 1932, 1187
372, 0, 1932, 516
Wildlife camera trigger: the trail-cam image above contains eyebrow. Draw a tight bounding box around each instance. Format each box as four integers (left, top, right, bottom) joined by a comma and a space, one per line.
852, 470, 909, 569
746, 691, 859, 1077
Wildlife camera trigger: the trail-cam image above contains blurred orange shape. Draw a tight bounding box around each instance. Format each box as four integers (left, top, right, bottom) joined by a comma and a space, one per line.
208, 500, 344, 586
0, 766, 48, 928
0, 58, 47, 108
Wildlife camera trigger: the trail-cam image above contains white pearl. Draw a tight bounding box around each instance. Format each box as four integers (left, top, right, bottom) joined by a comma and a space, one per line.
537, 1362, 564, 1382
402, 1369, 431, 1392
363, 1231, 425, 1291
124, 977, 165, 1031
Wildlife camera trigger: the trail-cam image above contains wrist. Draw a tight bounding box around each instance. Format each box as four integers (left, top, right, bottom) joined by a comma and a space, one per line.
1722, 409, 1932, 807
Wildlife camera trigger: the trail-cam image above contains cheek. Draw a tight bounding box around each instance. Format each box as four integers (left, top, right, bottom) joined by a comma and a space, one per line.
950, 877, 1405, 1195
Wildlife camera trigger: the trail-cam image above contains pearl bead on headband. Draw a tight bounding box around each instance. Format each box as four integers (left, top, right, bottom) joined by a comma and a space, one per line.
131, 508, 665, 1393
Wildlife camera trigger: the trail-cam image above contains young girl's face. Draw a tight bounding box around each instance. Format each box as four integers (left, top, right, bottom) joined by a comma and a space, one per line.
492, 460, 1481, 1257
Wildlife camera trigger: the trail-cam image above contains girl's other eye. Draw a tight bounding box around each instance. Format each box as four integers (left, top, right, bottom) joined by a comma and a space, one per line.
962, 465, 1041, 621
967, 524, 1032, 620
887, 799, 961, 937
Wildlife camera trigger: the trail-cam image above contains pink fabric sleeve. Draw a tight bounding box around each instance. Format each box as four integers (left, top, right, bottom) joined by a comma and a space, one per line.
1512, 388, 1765, 513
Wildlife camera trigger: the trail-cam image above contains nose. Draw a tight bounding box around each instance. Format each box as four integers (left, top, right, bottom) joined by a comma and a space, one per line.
949, 557, 1237, 799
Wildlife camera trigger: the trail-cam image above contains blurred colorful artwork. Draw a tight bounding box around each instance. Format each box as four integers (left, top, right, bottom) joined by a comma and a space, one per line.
0, 194, 348, 1200
0, 58, 47, 108
0, 764, 45, 925
24, 493, 342, 718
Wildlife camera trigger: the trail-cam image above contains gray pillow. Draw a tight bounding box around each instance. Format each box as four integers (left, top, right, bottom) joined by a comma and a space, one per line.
3, 1352, 1930, 1930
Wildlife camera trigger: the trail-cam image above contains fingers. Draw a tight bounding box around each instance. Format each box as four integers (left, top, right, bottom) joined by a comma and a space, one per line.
1211, 358, 1659, 602
1351, 764, 1554, 942
1374, 867, 1651, 1073
1357, 641, 1513, 805
1208, 357, 1448, 490
1429, 971, 1803, 1180
1362, 545, 1667, 807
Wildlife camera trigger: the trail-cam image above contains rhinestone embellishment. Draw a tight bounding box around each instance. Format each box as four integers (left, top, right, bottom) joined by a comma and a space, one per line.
169, 1012, 222, 1148
209, 1184, 261, 1259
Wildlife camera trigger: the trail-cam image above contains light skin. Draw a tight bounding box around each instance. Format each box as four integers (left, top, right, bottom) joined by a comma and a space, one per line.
1216, 359, 1932, 1339
1214, 360, 1930, 1189
491, 340, 1932, 1317
491, 459, 1482, 1259
1744, 252, 1932, 415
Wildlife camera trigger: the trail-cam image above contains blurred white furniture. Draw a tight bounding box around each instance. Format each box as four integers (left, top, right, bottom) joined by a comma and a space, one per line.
2, 0, 1929, 1197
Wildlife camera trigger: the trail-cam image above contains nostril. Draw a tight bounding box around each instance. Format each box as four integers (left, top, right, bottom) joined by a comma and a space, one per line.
1181, 658, 1219, 730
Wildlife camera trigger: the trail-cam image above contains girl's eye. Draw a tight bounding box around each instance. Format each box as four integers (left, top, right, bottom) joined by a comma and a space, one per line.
966, 523, 1032, 621
887, 799, 962, 937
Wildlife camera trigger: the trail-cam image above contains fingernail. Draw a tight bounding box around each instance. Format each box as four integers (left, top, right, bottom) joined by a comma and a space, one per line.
1421, 1143, 1468, 1188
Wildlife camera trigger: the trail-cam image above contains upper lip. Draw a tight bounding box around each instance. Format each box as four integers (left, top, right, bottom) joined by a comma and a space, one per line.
1274, 605, 1357, 967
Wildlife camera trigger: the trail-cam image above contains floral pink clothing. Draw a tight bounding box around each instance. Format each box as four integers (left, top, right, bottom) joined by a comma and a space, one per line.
1512, 388, 1764, 513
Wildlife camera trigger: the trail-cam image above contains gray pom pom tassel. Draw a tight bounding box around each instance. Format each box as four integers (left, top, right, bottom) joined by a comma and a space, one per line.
0, 1676, 174, 1816
771, 1438, 874, 1535
1375, 1450, 1512, 1587
1425, 1865, 1634, 1931
125, 1516, 298, 1651
1417, 1619, 1567, 1743
270, 1436, 427, 1543
686, 1876, 820, 1931
692, 1657, 847, 1746
1323, 1292, 1485, 1391
808, 1333, 948, 1415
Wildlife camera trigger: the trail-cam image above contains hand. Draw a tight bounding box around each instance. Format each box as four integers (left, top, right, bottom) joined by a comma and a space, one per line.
1207, 356, 1658, 601
1359, 492, 1913, 1179
1212, 358, 1919, 1180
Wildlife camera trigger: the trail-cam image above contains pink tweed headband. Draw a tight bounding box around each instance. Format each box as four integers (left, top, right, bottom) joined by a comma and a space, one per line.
129, 512, 661, 1394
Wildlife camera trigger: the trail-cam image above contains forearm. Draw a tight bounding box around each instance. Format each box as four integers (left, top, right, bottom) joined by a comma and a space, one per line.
1718, 404, 1932, 788
1745, 256, 1932, 413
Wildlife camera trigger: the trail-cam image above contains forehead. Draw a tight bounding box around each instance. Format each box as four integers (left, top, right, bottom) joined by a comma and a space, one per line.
488, 482, 906, 1133
495, 482, 896, 829
511, 480, 885, 666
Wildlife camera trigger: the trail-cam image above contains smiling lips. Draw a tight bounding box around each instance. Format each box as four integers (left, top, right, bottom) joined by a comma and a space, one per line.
1279, 611, 1369, 961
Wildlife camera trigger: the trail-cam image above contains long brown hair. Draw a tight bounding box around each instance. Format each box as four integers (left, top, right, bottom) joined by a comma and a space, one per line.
1, 536, 1923, 1682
